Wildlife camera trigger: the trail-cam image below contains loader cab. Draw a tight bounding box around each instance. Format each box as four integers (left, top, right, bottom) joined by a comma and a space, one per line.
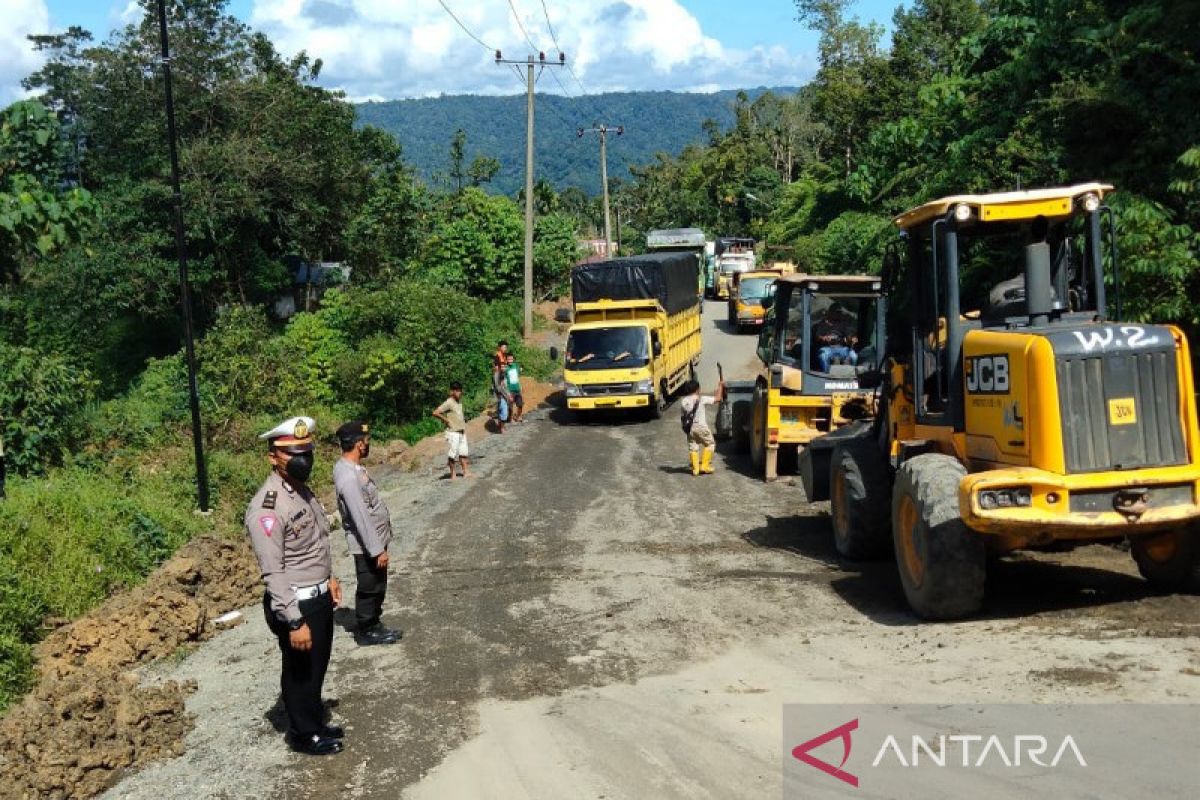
759, 275, 886, 393
891, 183, 1120, 427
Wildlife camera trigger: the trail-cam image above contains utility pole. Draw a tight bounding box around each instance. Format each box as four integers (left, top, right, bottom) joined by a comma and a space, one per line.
496, 50, 566, 338
578, 124, 623, 257
157, 0, 209, 512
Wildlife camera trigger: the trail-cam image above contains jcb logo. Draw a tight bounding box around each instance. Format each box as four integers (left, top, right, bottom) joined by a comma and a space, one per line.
966, 355, 1010, 394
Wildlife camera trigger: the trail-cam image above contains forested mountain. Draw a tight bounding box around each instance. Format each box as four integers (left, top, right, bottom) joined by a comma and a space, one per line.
354, 88, 795, 195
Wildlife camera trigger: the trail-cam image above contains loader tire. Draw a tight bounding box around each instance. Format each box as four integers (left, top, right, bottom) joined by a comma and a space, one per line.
750, 385, 768, 473
891, 454, 985, 620
830, 440, 892, 559
1131, 527, 1200, 593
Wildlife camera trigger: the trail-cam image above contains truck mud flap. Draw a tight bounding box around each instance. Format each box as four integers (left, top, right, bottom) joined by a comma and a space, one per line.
715, 380, 755, 441
799, 420, 874, 502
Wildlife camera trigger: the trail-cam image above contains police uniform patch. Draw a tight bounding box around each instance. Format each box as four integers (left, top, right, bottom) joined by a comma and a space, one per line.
260, 516, 277, 536
294, 420, 309, 438
262, 490, 277, 509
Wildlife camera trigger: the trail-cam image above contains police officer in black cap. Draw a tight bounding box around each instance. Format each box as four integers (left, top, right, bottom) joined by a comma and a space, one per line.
334, 420, 401, 646
245, 416, 344, 756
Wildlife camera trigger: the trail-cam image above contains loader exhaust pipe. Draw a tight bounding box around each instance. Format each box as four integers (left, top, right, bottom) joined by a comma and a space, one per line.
1025, 242, 1053, 327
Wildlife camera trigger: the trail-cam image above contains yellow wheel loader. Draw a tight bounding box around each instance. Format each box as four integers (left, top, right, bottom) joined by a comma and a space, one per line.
801, 183, 1200, 619
729, 273, 884, 481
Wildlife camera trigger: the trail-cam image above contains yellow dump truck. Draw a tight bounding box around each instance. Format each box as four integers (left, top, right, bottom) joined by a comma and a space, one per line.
727, 268, 786, 333
561, 252, 702, 418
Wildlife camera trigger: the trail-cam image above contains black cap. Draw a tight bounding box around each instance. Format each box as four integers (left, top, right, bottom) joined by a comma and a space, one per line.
336, 420, 369, 444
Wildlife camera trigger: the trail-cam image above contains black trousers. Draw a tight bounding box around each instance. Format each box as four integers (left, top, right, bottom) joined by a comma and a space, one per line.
264, 591, 334, 737
353, 553, 388, 630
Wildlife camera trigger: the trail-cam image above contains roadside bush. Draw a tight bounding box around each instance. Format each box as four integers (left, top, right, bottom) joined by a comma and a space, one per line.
197, 305, 285, 417
277, 306, 350, 405
81, 354, 190, 456
0, 343, 97, 475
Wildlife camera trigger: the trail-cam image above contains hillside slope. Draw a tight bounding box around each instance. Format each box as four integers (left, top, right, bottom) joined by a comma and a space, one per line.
355, 88, 794, 195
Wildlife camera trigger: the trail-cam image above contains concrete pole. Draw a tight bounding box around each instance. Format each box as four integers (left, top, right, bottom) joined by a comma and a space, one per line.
600, 127, 612, 257
523, 57, 536, 339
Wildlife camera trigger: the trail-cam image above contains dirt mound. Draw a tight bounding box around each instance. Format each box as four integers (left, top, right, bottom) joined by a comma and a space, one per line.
35, 535, 259, 680
0, 672, 194, 799
0, 535, 259, 798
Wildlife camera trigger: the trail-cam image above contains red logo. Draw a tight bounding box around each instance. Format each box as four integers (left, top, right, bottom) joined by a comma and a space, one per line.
259, 516, 276, 537
792, 719, 859, 788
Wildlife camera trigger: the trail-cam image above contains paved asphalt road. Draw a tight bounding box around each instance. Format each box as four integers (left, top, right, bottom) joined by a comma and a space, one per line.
106, 299, 1200, 800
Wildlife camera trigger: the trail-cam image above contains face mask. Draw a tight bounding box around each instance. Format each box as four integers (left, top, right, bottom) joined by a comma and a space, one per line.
285, 452, 314, 483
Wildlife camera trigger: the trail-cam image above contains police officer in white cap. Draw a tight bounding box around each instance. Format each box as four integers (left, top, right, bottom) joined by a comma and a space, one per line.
245, 416, 344, 756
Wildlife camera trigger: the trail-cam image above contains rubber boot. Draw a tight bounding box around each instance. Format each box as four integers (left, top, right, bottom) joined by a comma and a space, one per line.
700, 449, 715, 474
689, 452, 701, 476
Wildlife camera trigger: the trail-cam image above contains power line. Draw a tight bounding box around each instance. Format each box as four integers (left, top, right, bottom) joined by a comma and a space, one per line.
437, 0, 494, 52
539, 0, 598, 105
506, 0, 542, 54
539, 0, 563, 55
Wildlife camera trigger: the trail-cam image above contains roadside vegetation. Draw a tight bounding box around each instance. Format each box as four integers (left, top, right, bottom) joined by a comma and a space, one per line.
0, 0, 568, 710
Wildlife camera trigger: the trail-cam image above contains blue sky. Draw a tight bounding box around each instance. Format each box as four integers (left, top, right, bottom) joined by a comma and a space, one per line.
7, 1, 904, 103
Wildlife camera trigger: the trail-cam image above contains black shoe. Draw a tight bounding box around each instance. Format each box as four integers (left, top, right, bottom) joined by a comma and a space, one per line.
320, 724, 345, 739
287, 732, 343, 755
354, 625, 401, 646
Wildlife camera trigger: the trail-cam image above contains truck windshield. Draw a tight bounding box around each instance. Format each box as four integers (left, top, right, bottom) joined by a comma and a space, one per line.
566, 327, 650, 370
721, 260, 752, 275
739, 278, 775, 300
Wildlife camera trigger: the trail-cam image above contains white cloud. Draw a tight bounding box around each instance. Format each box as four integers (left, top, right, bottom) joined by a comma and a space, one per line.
249, 0, 814, 100
115, 1, 144, 26
0, 0, 50, 105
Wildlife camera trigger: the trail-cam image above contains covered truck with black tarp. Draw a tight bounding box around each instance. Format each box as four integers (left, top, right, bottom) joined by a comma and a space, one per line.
561, 253, 703, 418
571, 252, 700, 314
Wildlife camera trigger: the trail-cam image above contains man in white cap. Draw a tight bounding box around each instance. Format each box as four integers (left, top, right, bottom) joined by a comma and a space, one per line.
245, 416, 344, 756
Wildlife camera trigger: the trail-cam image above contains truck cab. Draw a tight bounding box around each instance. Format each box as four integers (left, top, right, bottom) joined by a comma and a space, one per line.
563, 303, 661, 413
727, 269, 783, 332
715, 253, 755, 300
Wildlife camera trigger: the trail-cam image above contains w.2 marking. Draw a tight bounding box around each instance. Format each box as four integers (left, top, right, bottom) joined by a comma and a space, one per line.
1073, 325, 1159, 352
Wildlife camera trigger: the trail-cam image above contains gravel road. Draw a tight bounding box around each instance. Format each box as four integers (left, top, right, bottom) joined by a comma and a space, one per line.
104, 301, 1200, 800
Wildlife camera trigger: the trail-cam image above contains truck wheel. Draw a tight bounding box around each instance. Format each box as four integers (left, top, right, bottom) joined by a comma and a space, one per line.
750, 385, 767, 473
1131, 528, 1200, 592
830, 440, 892, 559
891, 454, 985, 620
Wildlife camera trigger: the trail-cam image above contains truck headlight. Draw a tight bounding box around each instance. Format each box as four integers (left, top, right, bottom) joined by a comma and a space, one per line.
633, 379, 654, 394
564, 382, 583, 397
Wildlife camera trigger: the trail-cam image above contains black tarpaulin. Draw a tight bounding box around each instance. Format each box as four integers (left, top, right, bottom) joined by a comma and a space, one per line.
571, 252, 700, 314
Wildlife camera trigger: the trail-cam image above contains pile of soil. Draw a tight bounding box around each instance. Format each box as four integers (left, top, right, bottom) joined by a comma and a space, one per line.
0, 673, 194, 800
0, 535, 260, 798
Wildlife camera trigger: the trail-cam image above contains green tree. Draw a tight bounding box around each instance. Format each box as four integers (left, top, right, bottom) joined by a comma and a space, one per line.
449, 128, 467, 192
794, 0, 886, 176
422, 188, 524, 299
0, 100, 94, 282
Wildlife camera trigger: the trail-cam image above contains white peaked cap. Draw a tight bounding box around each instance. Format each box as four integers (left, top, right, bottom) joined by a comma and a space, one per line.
258, 415, 317, 442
